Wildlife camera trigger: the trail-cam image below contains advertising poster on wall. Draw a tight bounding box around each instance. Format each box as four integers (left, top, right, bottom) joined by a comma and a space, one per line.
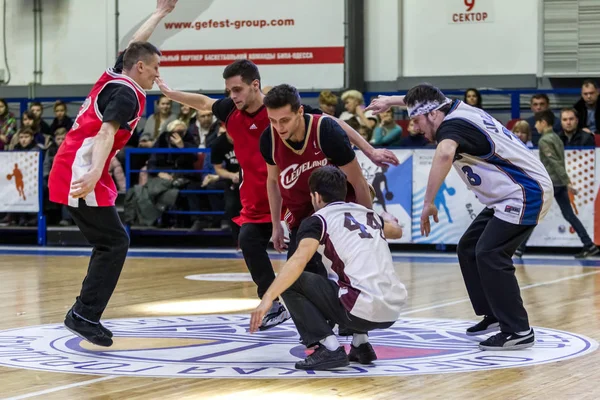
356, 150, 413, 243
527, 149, 596, 248
0, 152, 40, 212
410, 150, 484, 245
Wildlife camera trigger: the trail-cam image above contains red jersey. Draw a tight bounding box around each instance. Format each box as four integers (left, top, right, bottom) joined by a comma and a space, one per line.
49, 69, 145, 207
272, 115, 330, 229
225, 105, 273, 225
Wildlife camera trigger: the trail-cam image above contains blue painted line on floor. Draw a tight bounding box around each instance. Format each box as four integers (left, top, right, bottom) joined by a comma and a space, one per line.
1, 247, 599, 267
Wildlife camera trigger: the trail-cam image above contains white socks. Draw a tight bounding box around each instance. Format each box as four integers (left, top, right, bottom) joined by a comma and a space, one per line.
352, 333, 369, 347
319, 335, 340, 351
516, 329, 532, 336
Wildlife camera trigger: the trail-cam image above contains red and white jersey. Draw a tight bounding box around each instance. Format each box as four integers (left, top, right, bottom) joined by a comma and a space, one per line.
49, 69, 145, 207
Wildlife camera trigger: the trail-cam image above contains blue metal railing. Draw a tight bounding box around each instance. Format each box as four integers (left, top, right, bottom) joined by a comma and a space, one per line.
123, 147, 226, 221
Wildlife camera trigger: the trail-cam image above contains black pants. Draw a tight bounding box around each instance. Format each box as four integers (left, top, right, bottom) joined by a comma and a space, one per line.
518, 185, 593, 251
68, 199, 130, 323
457, 207, 532, 333
281, 272, 394, 347
288, 226, 326, 277
239, 223, 275, 299
239, 222, 327, 299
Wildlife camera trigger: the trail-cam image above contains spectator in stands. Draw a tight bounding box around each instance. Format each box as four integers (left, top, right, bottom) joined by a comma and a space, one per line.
573, 80, 600, 134
43, 128, 72, 226
29, 101, 51, 136
464, 88, 483, 109
318, 90, 339, 116
512, 120, 534, 149
558, 108, 594, 147
148, 119, 209, 231
371, 108, 402, 146
143, 95, 177, 140
359, 125, 373, 142
340, 89, 377, 128
0, 98, 17, 151
191, 109, 219, 149
10, 111, 45, 149
134, 132, 154, 186
178, 104, 194, 127
210, 124, 242, 243
526, 94, 561, 145
49, 100, 73, 134
399, 119, 429, 147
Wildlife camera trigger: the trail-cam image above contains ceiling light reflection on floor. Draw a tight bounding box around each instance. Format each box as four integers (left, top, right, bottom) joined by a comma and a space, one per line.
129, 298, 261, 315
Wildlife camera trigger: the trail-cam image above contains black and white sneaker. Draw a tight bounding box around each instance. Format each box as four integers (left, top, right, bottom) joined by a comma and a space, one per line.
466, 315, 500, 336
259, 301, 291, 331
479, 329, 535, 351
575, 245, 599, 259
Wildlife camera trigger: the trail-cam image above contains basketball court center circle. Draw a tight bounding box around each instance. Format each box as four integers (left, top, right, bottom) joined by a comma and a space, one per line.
0, 316, 595, 378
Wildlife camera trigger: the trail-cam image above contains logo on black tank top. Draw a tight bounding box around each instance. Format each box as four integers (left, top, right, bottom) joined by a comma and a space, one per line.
280, 159, 328, 189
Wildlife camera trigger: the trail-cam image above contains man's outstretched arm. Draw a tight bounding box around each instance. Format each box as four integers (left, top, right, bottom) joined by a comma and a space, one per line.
127, 0, 178, 47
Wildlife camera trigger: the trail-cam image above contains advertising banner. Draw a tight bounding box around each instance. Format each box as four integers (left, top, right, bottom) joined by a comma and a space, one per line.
118, 0, 345, 91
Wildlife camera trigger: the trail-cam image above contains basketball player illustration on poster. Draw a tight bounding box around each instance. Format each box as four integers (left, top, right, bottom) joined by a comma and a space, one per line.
373, 165, 393, 212
7, 163, 26, 201
434, 181, 455, 223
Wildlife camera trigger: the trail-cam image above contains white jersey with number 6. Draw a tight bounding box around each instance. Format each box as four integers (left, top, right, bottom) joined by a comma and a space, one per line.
444, 101, 553, 225
313, 202, 407, 323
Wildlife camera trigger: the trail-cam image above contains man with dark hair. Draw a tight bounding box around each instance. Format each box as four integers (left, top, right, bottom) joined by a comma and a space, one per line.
250, 166, 406, 370
156, 61, 397, 332
260, 84, 373, 272
515, 110, 598, 258
558, 108, 594, 147
525, 94, 561, 145
48, 0, 177, 347
367, 84, 554, 350
574, 80, 600, 134
29, 101, 52, 136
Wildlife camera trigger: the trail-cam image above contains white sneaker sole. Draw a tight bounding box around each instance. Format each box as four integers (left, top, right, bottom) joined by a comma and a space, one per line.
479, 341, 534, 351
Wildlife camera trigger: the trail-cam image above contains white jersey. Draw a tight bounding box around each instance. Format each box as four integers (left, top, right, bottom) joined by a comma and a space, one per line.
443, 101, 553, 225
311, 202, 407, 323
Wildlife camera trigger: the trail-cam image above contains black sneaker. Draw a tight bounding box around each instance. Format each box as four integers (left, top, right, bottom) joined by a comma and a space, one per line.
479, 329, 535, 350
348, 342, 377, 364
99, 323, 113, 338
466, 315, 500, 336
64, 310, 113, 347
295, 345, 349, 370
575, 245, 599, 259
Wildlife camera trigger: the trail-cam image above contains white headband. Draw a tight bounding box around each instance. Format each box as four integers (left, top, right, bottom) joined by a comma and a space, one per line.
407, 98, 452, 118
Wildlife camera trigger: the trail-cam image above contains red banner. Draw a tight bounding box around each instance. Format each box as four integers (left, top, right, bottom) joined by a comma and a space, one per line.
160, 47, 345, 67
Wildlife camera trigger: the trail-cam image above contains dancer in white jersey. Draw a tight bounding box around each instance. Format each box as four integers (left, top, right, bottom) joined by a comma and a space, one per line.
367, 84, 553, 351
249, 166, 407, 370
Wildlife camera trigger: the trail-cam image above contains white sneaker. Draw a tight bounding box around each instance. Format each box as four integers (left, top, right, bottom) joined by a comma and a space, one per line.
259, 301, 291, 331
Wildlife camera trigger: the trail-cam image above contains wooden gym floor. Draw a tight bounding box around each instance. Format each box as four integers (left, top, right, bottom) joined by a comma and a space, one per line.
0, 246, 598, 400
